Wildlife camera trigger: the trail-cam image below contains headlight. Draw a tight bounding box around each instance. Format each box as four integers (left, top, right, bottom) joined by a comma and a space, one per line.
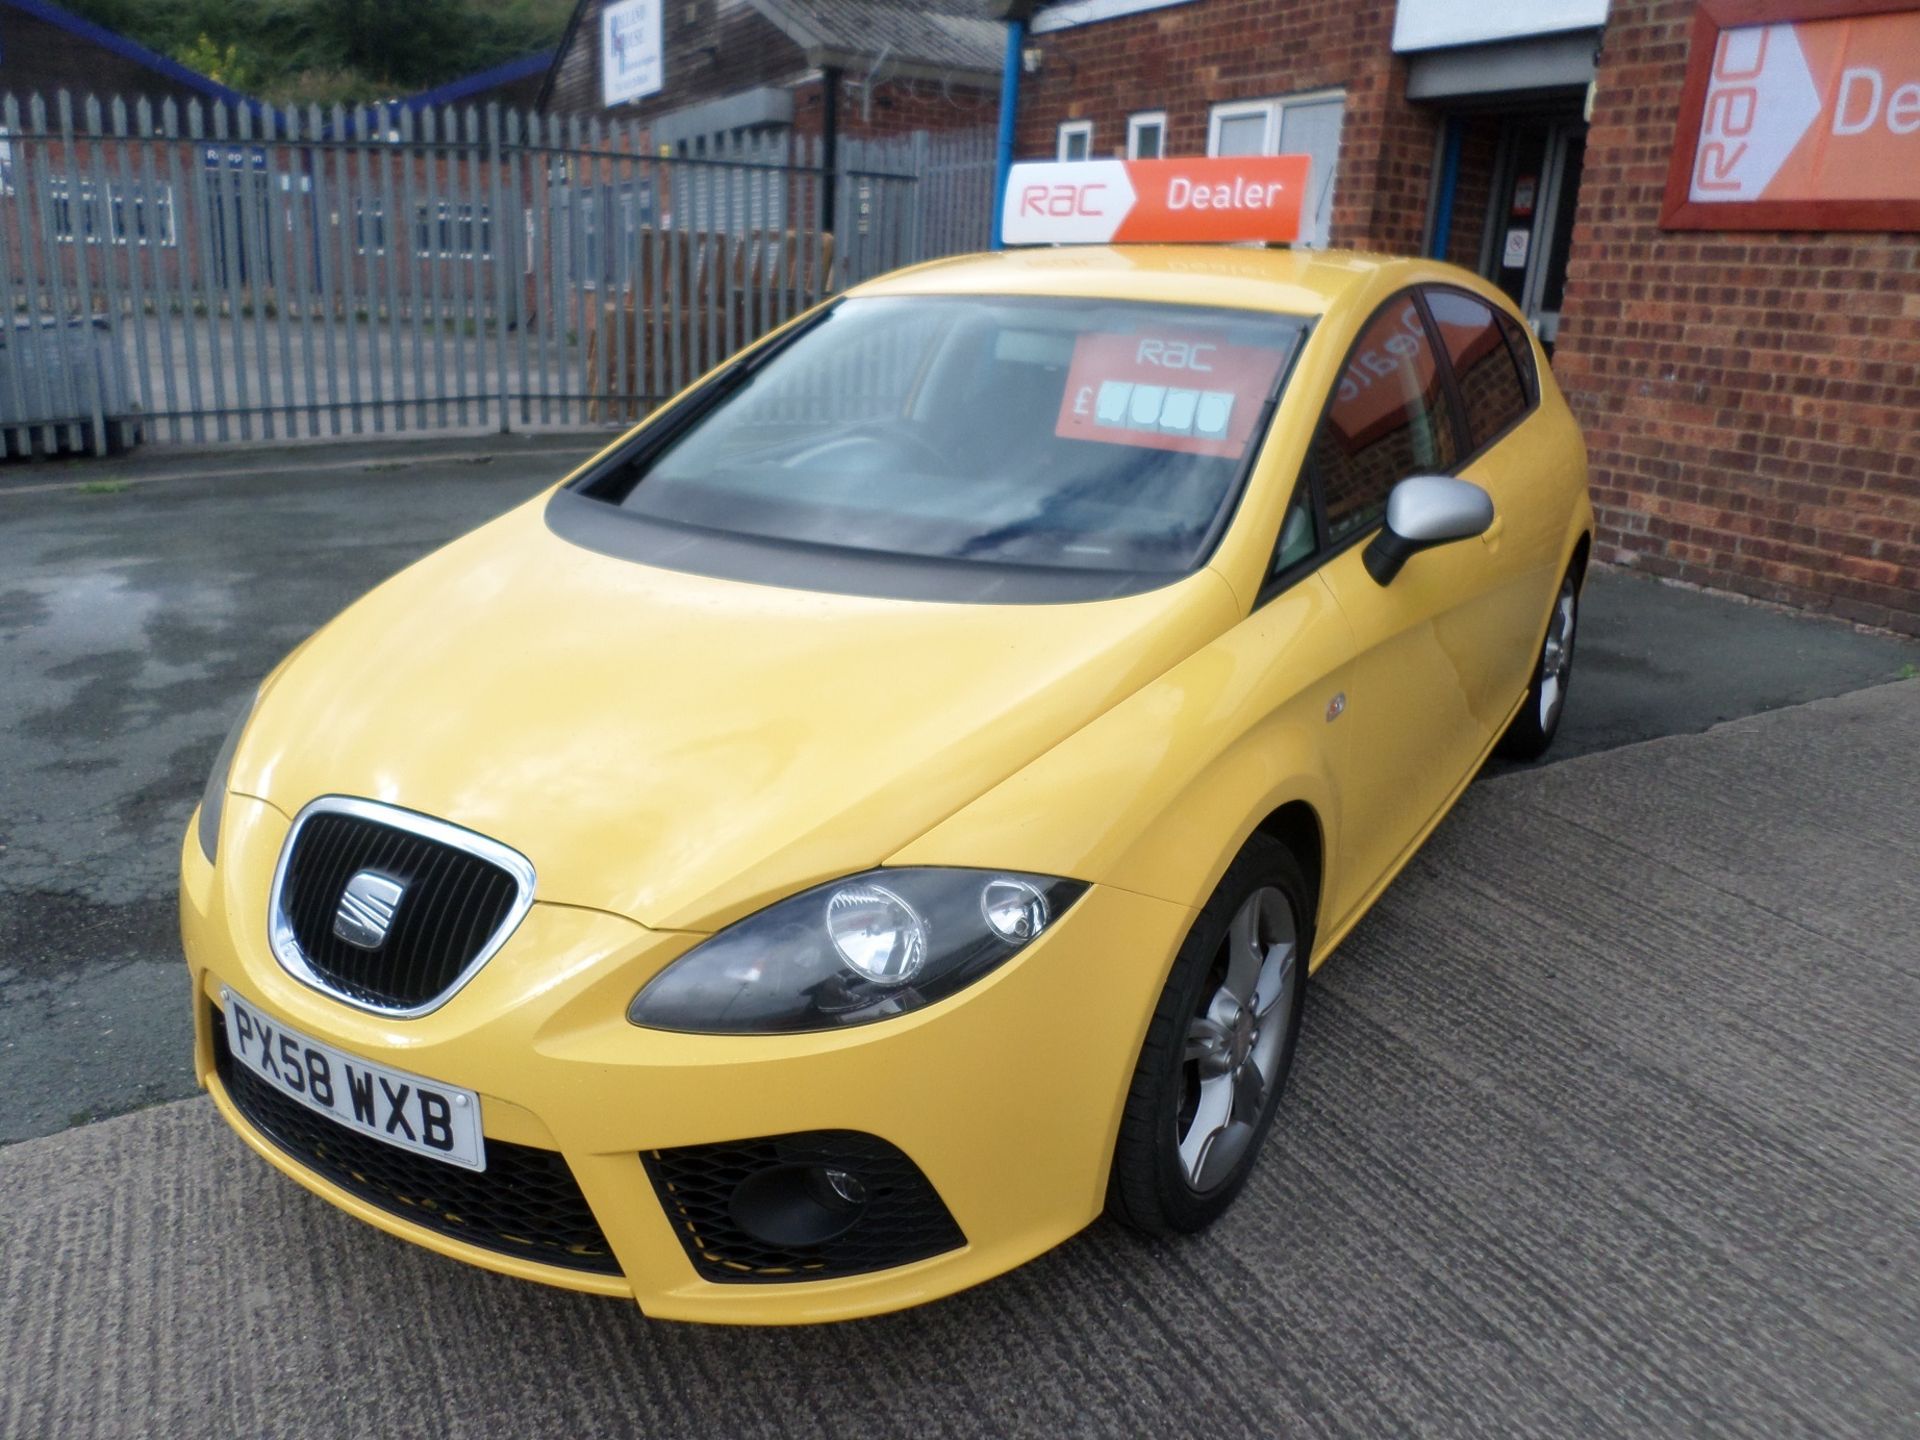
629, 868, 1086, 1034
195, 690, 258, 864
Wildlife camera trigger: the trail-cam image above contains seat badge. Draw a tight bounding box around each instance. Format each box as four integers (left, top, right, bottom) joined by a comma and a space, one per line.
1326, 692, 1347, 723
333, 871, 406, 950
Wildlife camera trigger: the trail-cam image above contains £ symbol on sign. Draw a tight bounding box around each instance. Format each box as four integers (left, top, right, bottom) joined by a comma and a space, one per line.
1074, 385, 1093, 416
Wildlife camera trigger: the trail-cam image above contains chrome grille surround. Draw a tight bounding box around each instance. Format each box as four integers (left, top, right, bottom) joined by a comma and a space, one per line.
266, 795, 536, 1019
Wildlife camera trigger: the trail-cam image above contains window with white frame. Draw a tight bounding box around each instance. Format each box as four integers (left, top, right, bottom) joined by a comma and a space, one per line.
353, 200, 387, 256
1127, 111, 1166, 160
1056, 120, 1093, 162
48, 179, 177, 247
416, 202, 493, 260
1206, 90, 1345, 247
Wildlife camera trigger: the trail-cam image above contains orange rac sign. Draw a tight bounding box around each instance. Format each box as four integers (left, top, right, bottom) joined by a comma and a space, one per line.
1664, 0, 1920, 230
1002, 156, 1310, 245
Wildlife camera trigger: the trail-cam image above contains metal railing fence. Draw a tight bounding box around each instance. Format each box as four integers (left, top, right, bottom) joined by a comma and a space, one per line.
0, 90, 995, 455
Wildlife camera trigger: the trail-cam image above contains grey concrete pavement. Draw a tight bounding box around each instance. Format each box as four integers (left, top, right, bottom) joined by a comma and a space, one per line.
1, 443, 1917, 1144
4, 680, 1916, 1438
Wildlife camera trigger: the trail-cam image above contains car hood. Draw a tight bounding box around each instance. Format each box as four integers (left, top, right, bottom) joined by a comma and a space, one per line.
232, 497, 1239, 933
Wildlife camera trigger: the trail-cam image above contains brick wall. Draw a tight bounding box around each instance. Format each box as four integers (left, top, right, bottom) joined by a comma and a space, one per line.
1443, 114, 1500, 269
1554, 0, 1920, 634
545, 0, 994, 139
791, 76, 996, 139
1016, 0, 1438, 252
546, 0, 809, 119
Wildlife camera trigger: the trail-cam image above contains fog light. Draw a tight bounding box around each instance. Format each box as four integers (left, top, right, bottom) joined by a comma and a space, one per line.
820, 1167, 867, 1207
730, 1163, 869, 1247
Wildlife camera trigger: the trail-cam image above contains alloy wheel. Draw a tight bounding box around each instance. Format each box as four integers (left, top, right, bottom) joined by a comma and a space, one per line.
1176, 885, 1298, 1193
1539, 577, 1577, 730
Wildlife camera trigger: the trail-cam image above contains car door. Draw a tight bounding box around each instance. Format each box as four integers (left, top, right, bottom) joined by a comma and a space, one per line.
1304, 291, 1505, 928
1421, 285, 1558, 722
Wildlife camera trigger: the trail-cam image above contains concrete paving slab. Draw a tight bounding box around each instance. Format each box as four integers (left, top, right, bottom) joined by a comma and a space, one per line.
4, 680, 1915, 1439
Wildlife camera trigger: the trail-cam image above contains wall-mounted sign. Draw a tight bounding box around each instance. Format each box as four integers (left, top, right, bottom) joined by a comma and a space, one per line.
1001, 156, 1310, 245
1502, 227, 1532, 268
1030, 0, 1200, 36
602, 0, 663, 107
1391, 0, 1608, 52
1663, 0, 1920, 231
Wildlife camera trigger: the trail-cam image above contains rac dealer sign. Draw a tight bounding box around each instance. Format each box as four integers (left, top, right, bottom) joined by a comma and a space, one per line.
1002, 156, 1311, 245
1663, 0, 1920, 230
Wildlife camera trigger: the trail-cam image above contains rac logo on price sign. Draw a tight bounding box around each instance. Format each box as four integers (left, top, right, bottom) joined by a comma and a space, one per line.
1665, 2, 1920, 230
1003, 156, 1310, 245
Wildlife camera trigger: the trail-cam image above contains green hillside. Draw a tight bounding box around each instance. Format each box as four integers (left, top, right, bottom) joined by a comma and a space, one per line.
62, 0, 574, 106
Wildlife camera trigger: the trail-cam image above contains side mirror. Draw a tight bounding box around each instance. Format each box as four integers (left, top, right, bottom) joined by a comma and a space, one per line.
1362, 476, 1495, 586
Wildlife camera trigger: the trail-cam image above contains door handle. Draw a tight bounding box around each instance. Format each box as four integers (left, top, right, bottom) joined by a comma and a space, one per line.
1480, 516, 1506, 547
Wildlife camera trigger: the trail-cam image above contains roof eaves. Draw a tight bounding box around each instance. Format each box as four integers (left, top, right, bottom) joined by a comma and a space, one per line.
398, 49, 556, 111
3, 0, 265, 113
806, 45, 999, 87
535, 0, 593, 110
742, 0, 836, 57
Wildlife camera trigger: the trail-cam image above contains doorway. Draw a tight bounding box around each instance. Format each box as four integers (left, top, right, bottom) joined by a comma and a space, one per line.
1480, 117, 1586, 352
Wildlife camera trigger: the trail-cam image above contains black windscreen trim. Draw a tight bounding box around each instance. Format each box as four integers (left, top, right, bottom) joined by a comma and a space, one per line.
547, 489, 1176, 603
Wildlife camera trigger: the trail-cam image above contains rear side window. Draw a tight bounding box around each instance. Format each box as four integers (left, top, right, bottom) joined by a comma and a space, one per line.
1497, 310, 1539, 405
1424, 288, 1531, 450
1310, 293, 1458, 543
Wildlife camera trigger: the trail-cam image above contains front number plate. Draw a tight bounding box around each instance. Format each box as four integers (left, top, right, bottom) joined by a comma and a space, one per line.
224, 994, 486, 1172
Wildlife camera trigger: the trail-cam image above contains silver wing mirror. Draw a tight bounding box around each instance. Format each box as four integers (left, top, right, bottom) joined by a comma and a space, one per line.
1363, 475, 1495, 586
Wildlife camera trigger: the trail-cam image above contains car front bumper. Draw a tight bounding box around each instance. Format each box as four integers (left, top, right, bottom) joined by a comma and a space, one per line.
183, 794, 1194, 1324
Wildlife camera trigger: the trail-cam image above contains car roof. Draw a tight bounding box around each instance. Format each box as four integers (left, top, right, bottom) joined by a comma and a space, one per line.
851, 245, 1445, 318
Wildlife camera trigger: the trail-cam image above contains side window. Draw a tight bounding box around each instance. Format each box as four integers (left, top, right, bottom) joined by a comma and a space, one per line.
1496, 310, 1540, 404
1311, 294, 1458, 543
1270, 492, 1317, 578
1424, 288, 1531, 450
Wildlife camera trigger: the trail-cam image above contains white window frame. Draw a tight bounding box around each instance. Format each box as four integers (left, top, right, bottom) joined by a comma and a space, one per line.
1127, 111, 1167, 160
1056, 120, 1094, 162
1207, 90, 1342, 156
47, 179, 179, 248
415, 201, 493, 261
1206, 88, 1346, 246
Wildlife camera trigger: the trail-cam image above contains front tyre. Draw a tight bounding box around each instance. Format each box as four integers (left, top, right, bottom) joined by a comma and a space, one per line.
1497, 561, 1581, 761
1107, 834, 1312, 1236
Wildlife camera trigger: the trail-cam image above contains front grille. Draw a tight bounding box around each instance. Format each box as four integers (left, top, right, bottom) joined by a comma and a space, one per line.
645, 1131, 966, 1283
273, 802, 526, 1012
213, 1010, 620, 1275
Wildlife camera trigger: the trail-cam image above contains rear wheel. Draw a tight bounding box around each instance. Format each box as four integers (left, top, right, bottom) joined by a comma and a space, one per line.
1107, 834, 1312, 1235
1497, 562, 1581, 761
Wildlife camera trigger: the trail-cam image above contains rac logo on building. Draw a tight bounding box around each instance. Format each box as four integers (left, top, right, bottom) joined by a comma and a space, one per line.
1688, 13, 1920, 206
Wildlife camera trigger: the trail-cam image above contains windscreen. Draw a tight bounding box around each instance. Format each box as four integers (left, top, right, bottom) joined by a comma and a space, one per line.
596, 295, 1307, 580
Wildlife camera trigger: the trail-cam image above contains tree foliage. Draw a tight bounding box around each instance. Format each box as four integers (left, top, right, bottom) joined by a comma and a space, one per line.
63, 0, 573, 106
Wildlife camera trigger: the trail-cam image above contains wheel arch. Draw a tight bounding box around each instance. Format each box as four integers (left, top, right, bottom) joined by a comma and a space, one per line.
1251, 800, 1324, 949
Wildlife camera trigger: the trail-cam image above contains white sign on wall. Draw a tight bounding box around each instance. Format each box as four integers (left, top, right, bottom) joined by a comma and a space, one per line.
1391, 0, 1608, 53
602, 0, 664, 106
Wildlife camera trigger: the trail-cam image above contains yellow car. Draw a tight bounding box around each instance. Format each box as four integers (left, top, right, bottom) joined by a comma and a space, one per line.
182, 245, 1590, 1325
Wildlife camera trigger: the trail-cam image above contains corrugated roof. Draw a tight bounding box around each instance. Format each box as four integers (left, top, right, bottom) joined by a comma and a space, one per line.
747, 0, 1003, 77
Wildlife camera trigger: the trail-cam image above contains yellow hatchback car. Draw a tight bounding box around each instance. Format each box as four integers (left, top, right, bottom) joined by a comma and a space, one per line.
183, 244, 1590, 1324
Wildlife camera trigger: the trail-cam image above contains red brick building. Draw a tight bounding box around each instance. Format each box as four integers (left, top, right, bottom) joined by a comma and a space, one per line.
539, 0, 1002, 147
1013, 0, 1919, 633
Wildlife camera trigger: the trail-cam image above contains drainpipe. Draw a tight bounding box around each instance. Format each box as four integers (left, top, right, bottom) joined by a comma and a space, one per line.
990, 4, 1033, 250
1428, 115, 1464, 260
821, 65, 841, 231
